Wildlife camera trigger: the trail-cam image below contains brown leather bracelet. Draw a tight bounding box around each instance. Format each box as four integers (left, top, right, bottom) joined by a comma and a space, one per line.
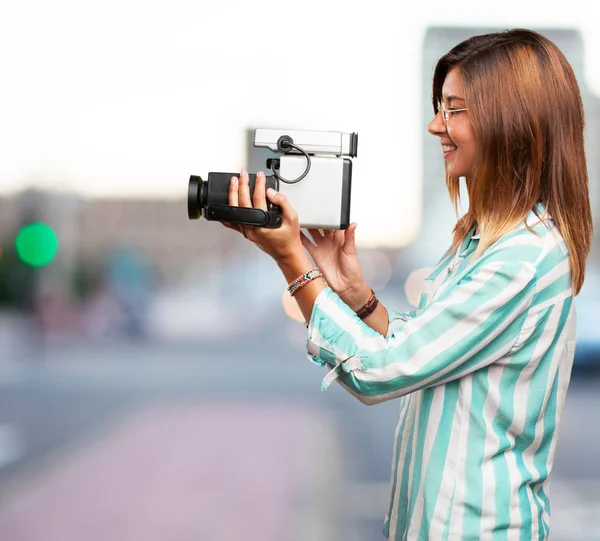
355, 289, 379, 319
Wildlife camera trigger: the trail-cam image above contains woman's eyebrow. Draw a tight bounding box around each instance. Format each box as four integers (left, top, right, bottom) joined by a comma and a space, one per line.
446, 95, 465, 103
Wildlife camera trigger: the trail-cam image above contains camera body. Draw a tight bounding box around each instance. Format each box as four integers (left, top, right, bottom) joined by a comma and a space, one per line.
187, 128, 357, 229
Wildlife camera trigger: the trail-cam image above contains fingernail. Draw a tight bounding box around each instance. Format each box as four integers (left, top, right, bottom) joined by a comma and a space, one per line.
266, 188, 276, 197
257, 171, 264, 177
230, 176, 238, 185
241, 169, 247, 176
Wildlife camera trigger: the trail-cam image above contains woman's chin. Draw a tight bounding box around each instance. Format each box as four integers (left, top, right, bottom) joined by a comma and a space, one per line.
445, 164, 468, 178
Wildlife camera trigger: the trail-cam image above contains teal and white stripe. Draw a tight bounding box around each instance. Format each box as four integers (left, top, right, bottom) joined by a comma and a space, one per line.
306, 205, 576, 540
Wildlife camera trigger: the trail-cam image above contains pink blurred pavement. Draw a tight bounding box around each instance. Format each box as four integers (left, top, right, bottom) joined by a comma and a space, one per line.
0, 403, 341, 541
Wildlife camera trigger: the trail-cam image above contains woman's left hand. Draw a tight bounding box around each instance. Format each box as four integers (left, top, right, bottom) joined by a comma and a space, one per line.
224, 169, 304, 262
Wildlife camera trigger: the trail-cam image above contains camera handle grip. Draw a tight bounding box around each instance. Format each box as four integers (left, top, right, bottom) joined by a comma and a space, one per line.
205, 204, 283, 228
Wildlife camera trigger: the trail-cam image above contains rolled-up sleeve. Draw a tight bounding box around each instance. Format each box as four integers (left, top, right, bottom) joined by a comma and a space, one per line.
306, 258, 537, 405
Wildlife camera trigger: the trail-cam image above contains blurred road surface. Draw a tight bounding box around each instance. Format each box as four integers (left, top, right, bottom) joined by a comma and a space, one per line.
0, 339, 598, 540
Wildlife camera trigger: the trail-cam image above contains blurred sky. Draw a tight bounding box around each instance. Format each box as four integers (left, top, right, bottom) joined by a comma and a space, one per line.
0, 0, 599, 246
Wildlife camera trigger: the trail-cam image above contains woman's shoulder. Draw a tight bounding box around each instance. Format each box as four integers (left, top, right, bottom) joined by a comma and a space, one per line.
482, 204, 567, 269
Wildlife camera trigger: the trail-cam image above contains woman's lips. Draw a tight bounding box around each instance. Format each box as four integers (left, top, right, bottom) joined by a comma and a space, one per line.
442, 144, 457, 158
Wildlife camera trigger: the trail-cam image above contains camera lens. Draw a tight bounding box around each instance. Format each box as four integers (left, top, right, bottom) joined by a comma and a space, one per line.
187, 175, 206, 219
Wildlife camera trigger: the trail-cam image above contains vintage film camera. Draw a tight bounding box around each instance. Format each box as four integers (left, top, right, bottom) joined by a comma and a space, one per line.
187, 128, 357, 229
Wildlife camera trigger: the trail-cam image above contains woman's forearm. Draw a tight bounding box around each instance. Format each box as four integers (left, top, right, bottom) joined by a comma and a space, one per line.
276, 251, 326, 325
277, 251, 389, 337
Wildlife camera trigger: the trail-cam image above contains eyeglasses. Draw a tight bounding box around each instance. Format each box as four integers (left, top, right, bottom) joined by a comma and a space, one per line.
437, 100, 468, 126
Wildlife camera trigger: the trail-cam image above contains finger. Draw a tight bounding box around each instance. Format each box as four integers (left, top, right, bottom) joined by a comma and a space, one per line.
300, 229, 317, 246
222, 222, 242, 234
343, 222, 358, 254
301, 230, 317, 253
252, 171, 268, 211
238, 169, 252, 208
266, 188, 297, 224
229, 176, 239, 206
307, 228, 333, 240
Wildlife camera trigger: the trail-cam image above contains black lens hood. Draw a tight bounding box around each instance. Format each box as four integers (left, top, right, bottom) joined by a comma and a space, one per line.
188, 175, 202, 219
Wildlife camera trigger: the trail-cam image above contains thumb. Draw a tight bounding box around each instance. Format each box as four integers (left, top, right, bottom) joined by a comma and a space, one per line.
267, 188, 297, 222
343, 222, 358, 254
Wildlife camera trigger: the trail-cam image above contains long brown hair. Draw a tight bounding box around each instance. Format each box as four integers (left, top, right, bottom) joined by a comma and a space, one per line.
432, 29, 592, 294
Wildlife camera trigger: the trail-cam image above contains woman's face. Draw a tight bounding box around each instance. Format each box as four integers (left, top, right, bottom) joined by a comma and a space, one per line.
428, 67, 477, 178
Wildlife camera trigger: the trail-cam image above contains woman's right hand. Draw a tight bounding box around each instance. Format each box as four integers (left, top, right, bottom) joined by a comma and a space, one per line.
301, 224, 372, 311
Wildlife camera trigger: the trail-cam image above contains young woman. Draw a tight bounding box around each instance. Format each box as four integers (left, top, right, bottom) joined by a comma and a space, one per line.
223, 29, 593, 540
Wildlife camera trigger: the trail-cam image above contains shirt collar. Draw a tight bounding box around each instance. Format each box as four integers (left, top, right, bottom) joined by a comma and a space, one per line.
458, 226, 480, 257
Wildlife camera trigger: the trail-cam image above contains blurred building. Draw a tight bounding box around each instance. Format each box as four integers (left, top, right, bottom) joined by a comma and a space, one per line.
0, 189, 272, 339
0, 190, 251, 287
74, 196, 250, 282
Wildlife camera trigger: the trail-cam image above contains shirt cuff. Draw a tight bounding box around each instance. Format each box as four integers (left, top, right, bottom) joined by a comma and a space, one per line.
306, 286, 341, 368
304, 286, 379, 390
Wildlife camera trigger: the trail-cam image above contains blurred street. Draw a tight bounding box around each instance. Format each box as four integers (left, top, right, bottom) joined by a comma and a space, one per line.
0, 338, 599, 541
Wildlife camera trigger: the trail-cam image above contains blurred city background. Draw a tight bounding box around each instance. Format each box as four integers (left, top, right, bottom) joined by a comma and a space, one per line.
0, 4, 599, 540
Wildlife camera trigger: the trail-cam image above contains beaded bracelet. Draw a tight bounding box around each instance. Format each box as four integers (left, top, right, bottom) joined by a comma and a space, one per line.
355, 289, 379, 319
287, 268, 323, 297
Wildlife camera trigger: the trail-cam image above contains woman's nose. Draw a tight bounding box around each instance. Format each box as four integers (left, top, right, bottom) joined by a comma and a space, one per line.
428, 111, 446, 136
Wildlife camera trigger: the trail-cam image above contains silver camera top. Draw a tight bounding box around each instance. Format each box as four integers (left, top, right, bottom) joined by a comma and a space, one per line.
253, 128, 358, 158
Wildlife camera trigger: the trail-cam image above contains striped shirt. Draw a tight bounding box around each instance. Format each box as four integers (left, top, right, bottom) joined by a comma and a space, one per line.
306, 203, 576, 540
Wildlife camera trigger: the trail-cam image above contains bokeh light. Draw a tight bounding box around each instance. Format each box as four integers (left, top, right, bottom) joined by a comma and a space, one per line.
15, 222, 59, 267
361, 249, 394, 291
404, 267, 433, 307
282, 289, 305, 323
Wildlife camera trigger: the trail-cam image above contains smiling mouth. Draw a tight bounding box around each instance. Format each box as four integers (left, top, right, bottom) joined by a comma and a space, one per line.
442, 144, 457, 157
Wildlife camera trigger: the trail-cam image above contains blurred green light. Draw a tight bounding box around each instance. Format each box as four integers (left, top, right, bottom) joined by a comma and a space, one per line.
15, 223, 59, 267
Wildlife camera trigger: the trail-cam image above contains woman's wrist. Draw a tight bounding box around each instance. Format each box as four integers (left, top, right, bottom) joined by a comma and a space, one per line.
276, 251, 372, 314
341, 283, 373, 312
277, 250, 327, 326
276, 250, 315, 284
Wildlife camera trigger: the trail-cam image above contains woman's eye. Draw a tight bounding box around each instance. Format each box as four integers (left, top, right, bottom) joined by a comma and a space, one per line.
449, 109, 463, 117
